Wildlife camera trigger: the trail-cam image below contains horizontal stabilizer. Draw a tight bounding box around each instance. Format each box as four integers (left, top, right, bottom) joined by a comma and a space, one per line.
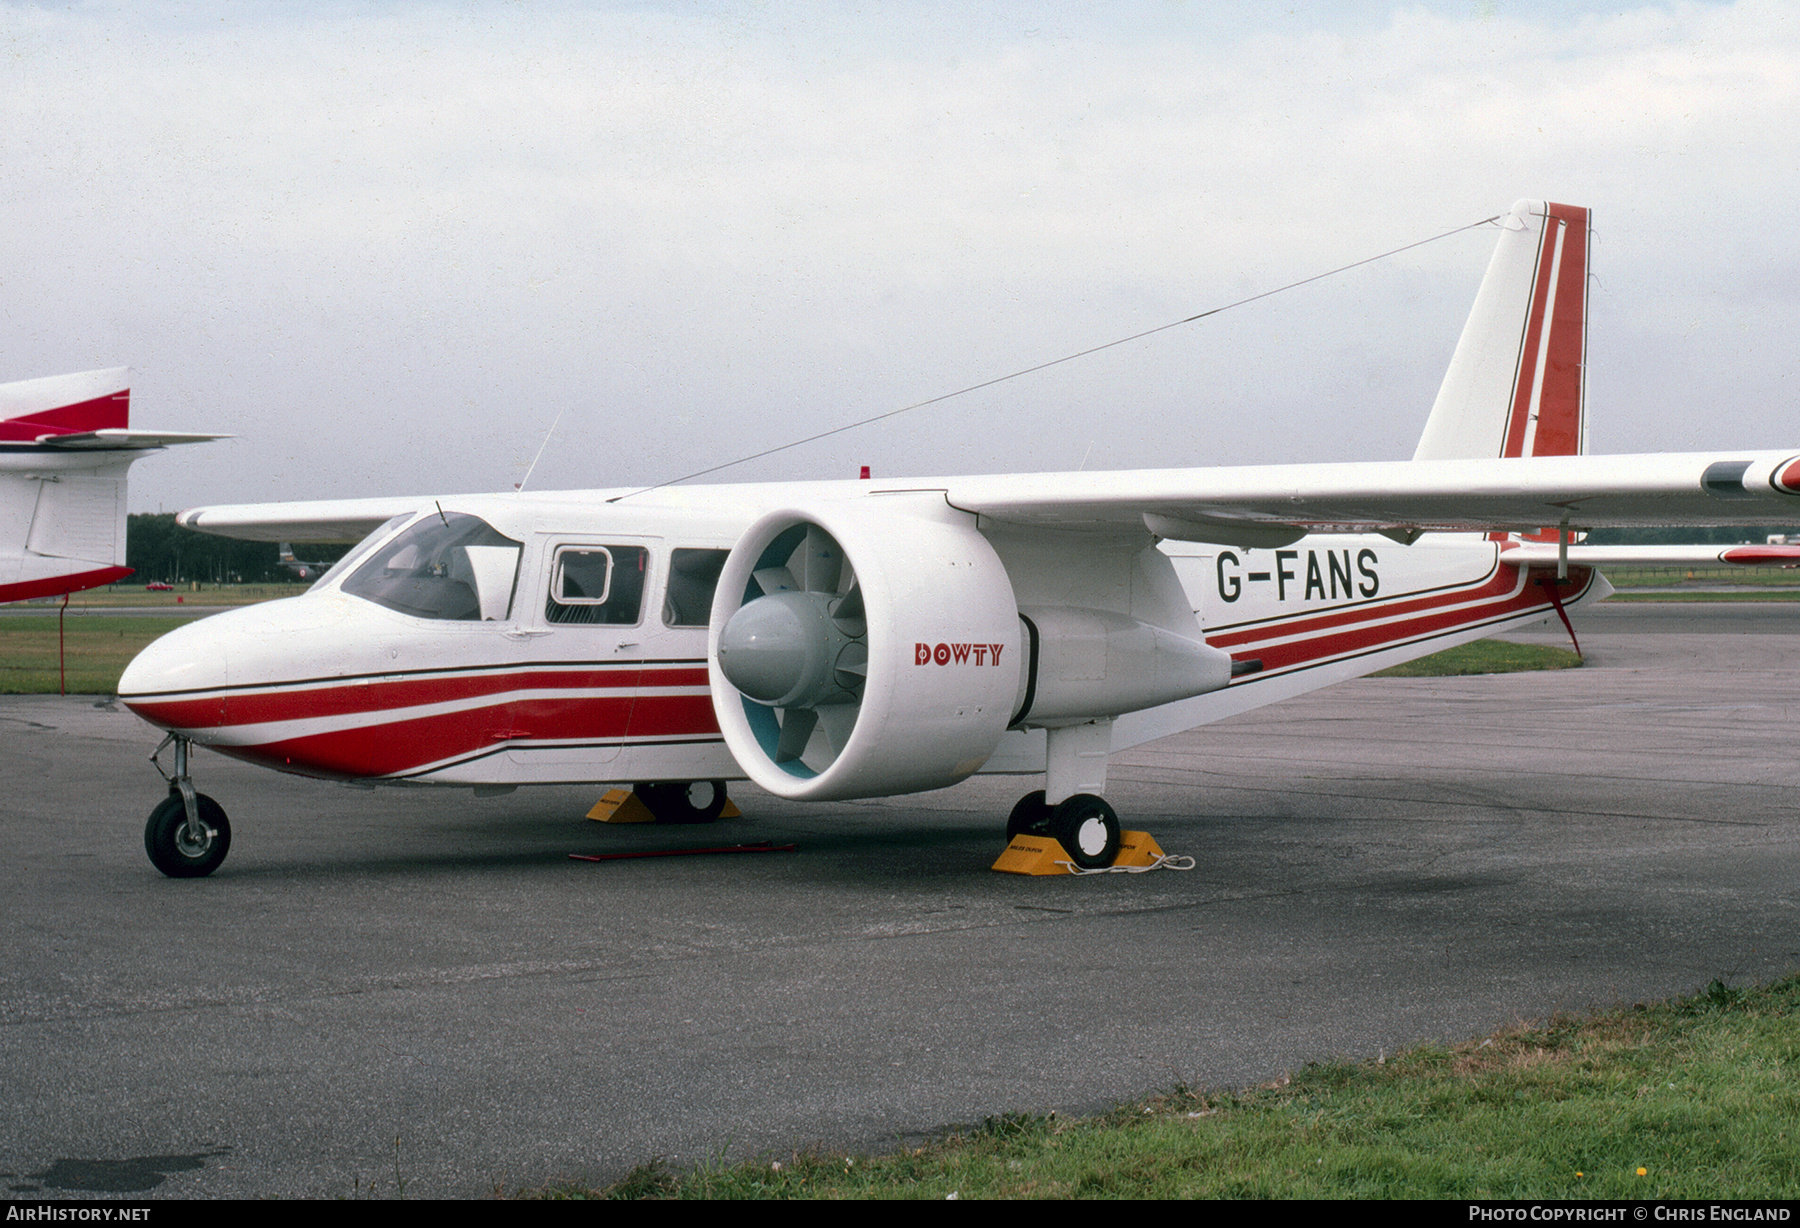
1499, 542, 1800, 568
36, 428, 230, 450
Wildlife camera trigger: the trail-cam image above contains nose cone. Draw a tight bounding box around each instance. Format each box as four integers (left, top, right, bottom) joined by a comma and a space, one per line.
119, 596, 357, 732
717, 592, 826, 706
118, 616, 231, 704
716, 590, 870, 710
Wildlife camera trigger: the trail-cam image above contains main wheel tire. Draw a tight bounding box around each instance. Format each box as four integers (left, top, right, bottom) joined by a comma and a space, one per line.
1049, 793, 1121, 870
1005, 790, 1051, 840
634, 780, 729, 824
144, 792, 231, 878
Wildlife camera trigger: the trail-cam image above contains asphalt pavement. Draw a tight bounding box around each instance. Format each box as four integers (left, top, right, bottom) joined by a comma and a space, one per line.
2, 601, 1797, 1197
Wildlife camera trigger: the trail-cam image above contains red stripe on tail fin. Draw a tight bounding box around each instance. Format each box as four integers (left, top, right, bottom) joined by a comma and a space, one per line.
0, 368, 131, 442
1499, 202, 1588, 459
1413, 201, 1590, 463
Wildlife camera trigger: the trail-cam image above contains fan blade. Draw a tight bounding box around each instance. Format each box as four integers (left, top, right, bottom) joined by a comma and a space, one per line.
774, 707, 819, 763
832, 579, 865, 628
834, 641, 867, 691
801, 525, 843, 594
817, 704, 859, 757
754, 566, 798, 595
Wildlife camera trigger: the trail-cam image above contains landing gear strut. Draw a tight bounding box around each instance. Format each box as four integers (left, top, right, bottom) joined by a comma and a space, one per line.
1006, 720, 1123, 869
146, 733, 231, 878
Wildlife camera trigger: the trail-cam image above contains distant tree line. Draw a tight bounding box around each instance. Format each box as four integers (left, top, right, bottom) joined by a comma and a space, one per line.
126, 514, 350, 585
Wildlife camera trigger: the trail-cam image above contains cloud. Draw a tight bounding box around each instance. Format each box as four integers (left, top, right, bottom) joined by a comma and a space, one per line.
2, 1, 1796, 510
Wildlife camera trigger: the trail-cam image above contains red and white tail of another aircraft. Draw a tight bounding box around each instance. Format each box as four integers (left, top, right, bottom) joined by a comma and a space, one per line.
115, 200, 1800, 877
0, 368, 225, 603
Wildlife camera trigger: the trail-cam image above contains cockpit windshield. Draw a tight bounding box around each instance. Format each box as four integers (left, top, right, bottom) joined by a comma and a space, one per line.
311, 513, 413, 591
341, 512, 522, 621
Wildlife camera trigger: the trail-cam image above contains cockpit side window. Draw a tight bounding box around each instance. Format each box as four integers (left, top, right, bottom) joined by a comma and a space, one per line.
547, 544, 647, 625
664, 548, 729, 627
341, 513, 522, 622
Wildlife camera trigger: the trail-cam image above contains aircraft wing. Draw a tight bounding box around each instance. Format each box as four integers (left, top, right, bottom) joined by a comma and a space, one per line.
944, 451, 1800, 544
177, 496, 432, 543
177, 449, 1800, 548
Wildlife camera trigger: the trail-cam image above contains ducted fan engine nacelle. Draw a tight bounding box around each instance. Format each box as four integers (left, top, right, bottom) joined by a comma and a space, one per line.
710, 501, 1021, 801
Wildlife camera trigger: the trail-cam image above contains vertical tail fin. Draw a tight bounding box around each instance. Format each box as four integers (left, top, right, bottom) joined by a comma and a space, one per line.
0, 369, 136, 601
0, 368, 131, 441
1413, 200, 1590, 461
2, 369, 225, 603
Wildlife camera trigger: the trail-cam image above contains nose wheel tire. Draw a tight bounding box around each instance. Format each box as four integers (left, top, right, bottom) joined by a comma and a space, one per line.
1048, 793, 1121, 870
144, 792, 231, 878
633, 780, 729, 824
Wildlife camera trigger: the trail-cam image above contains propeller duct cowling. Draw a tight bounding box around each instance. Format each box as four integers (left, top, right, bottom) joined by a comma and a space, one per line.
710, 501, 1020, 801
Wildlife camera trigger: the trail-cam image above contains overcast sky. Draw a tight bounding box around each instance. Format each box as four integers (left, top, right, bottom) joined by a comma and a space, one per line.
4, 1, 1797, 513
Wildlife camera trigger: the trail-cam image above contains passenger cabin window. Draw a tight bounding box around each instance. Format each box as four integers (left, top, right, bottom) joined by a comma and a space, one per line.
547, 545, 647, 625
341, 513, 521, 622
663, 548, 728, 627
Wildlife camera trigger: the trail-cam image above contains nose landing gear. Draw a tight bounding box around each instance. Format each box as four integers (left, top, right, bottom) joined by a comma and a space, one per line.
145, 734, 231, 878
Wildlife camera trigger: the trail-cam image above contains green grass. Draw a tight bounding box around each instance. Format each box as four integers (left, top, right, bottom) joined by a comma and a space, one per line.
1371, 639, 1583, 678
1604, 566, 1800, 589
541, 975, 1800, 1200
0, 583, 308, 693
1606, 591, 1800, 602
0, 616, 198, 694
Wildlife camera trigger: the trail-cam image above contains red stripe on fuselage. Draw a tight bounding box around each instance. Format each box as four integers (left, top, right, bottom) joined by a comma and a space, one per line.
1212, 566, 1589, 677
202, 691, 722, 780
124, 663, 711, 730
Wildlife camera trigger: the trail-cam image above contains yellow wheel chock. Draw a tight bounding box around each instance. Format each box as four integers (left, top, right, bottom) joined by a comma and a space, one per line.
992, 829, 1169, 875
587, 788, 743, 824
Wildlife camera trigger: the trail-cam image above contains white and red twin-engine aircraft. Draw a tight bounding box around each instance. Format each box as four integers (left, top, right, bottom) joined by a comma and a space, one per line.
117, 200, 1800, 878
1, 368, 222, 604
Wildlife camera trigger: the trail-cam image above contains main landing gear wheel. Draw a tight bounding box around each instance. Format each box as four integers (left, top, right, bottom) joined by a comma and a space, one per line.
633, 780, 729, 824
1006, 790, 1052, 840
144, 791, 231, 878
1048, 793, 1121, 870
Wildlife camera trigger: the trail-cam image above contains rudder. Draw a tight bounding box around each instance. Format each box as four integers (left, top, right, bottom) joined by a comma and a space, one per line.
1413, 200, 1590, 461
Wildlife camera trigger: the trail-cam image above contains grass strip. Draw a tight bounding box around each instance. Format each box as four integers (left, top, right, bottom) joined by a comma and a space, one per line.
1371, 639, 1583, 678
0, 616, 198, 694
544, 975, 1800, 1200
1606, 591, 1800, 602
